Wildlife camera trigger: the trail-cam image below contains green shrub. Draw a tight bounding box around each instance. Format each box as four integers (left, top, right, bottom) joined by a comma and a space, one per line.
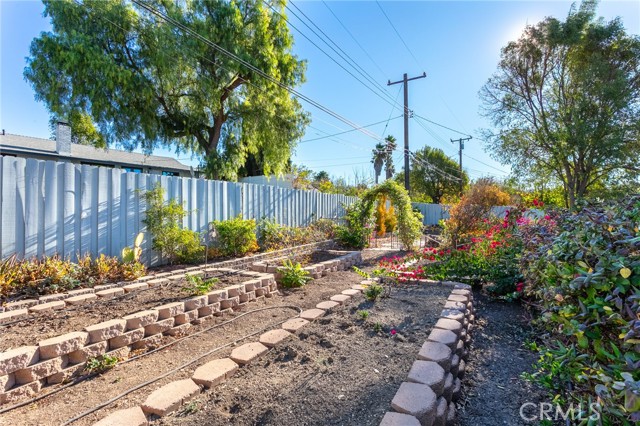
278, 259, 312, 288
211, 215, 259, 257
182, 274, 218, 295
336, 200, 372, 249
357, 310, 370, 320
364, 284, 384, 302
143, 183, 204, 264
520, 198, 640, 423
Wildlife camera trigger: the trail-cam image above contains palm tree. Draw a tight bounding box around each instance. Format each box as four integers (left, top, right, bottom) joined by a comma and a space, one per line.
371, 142, 386, 184
384, 135, 397, 180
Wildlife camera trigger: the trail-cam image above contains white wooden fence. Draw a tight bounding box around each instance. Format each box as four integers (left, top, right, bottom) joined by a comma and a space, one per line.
0, 157, 356, 265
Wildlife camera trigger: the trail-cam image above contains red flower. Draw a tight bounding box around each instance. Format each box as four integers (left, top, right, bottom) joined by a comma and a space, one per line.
516, 282, 524, 292
390, 329, 397, 335
544, 215, 551, 220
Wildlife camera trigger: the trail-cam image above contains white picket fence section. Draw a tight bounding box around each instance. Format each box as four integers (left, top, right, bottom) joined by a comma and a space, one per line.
0, 157, 356, 265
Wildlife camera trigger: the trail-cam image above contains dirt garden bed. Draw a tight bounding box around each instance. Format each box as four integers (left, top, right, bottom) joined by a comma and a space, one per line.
0, 269, 259, 352
457, 292, 547, 426
158, 284, 453, 426
0, 250, 453, 425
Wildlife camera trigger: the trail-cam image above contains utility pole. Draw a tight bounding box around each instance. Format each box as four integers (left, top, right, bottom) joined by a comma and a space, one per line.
451, 136, 472, 196
388, 72, 426, 193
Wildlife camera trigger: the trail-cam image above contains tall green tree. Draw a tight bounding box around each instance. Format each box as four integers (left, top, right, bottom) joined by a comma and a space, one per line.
480, 0, 640, 208
25, 0, 309, 180
371, 142, 386, 184
407, 146, 468, 204
383, 135, 397, 179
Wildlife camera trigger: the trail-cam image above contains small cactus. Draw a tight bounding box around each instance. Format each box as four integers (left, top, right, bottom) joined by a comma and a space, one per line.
122, 232, 144, 263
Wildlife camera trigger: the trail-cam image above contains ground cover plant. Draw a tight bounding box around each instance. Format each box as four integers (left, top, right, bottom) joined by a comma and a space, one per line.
518, 197, 640, 424
0, 253, 146, 303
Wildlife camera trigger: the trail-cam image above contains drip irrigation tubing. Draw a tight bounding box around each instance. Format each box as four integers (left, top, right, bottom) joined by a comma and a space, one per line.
0, 304, 302, 421
0, 269, 251, 329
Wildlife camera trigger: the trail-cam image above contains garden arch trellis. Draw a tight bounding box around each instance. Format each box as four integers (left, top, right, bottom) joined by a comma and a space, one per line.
358, 180, 423, 250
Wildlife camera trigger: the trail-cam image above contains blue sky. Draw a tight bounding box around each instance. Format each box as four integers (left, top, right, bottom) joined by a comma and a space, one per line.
1, 0, 639, 183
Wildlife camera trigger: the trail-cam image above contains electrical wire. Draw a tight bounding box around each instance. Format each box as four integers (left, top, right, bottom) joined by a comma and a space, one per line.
264, 1, 402, 113
321, 0, 387, 79
287, 1, 399, 108
375, 1, 424, 71
128, 0, 386, 143
299, 116, 401, 143
413, 113, 472, 138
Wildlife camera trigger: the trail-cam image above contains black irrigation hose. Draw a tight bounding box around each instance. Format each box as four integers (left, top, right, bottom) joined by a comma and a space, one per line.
0, 270, 248, 329
0, 304, 301, 420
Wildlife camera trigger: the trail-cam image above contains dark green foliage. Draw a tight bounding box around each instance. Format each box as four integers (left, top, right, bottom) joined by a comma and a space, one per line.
364, 283, 384, 302
336, 200, 372, 250
143, 184, 204, 264
211, 216, 258, 257
278, 259, 312, 288
408, 146, 468, 204
25, 0, 308, 179
520, 197, 640, 423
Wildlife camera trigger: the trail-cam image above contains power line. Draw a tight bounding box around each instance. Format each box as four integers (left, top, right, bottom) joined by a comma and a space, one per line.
130, 0, 386, 144
413, 114, 471, 137
300, 116, 401, 143
376, 1, 424, 71
322, 1, 387, 79
269, 1, 401, 112
463, 154, 509, 174
288, 1, 396, 104
382, 85, 403, 138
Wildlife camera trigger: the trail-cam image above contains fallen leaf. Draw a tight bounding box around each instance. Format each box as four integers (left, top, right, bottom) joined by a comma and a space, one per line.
620, 267, 632, 279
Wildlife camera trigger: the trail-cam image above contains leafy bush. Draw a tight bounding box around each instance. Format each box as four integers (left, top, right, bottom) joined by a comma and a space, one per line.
211, 215, 259, 257
336, 200, 373, 249
443, 177, 511, 246
519, 198, 640, 423
143, 183, 204, 264
278, 259, 312, 288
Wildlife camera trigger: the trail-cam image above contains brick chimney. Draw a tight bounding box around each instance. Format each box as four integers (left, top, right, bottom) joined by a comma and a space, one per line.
56, 121, 71, 156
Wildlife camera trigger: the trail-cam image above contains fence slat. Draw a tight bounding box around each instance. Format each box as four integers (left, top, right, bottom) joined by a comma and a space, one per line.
1, 158, 366, 265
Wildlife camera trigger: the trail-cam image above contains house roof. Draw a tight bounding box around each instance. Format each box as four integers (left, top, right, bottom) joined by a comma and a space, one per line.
0, 133, 192, 172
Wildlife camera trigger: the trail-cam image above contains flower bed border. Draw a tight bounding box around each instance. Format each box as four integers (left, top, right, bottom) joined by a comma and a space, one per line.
0, 240, 336, 319
249, 249, 363, 280
0, 248, 362, 406
380, 283, 475, 426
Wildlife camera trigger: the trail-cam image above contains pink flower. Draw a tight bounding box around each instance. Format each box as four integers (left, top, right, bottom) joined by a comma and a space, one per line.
544, 215, 551, 220
390, 329, 397, 335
